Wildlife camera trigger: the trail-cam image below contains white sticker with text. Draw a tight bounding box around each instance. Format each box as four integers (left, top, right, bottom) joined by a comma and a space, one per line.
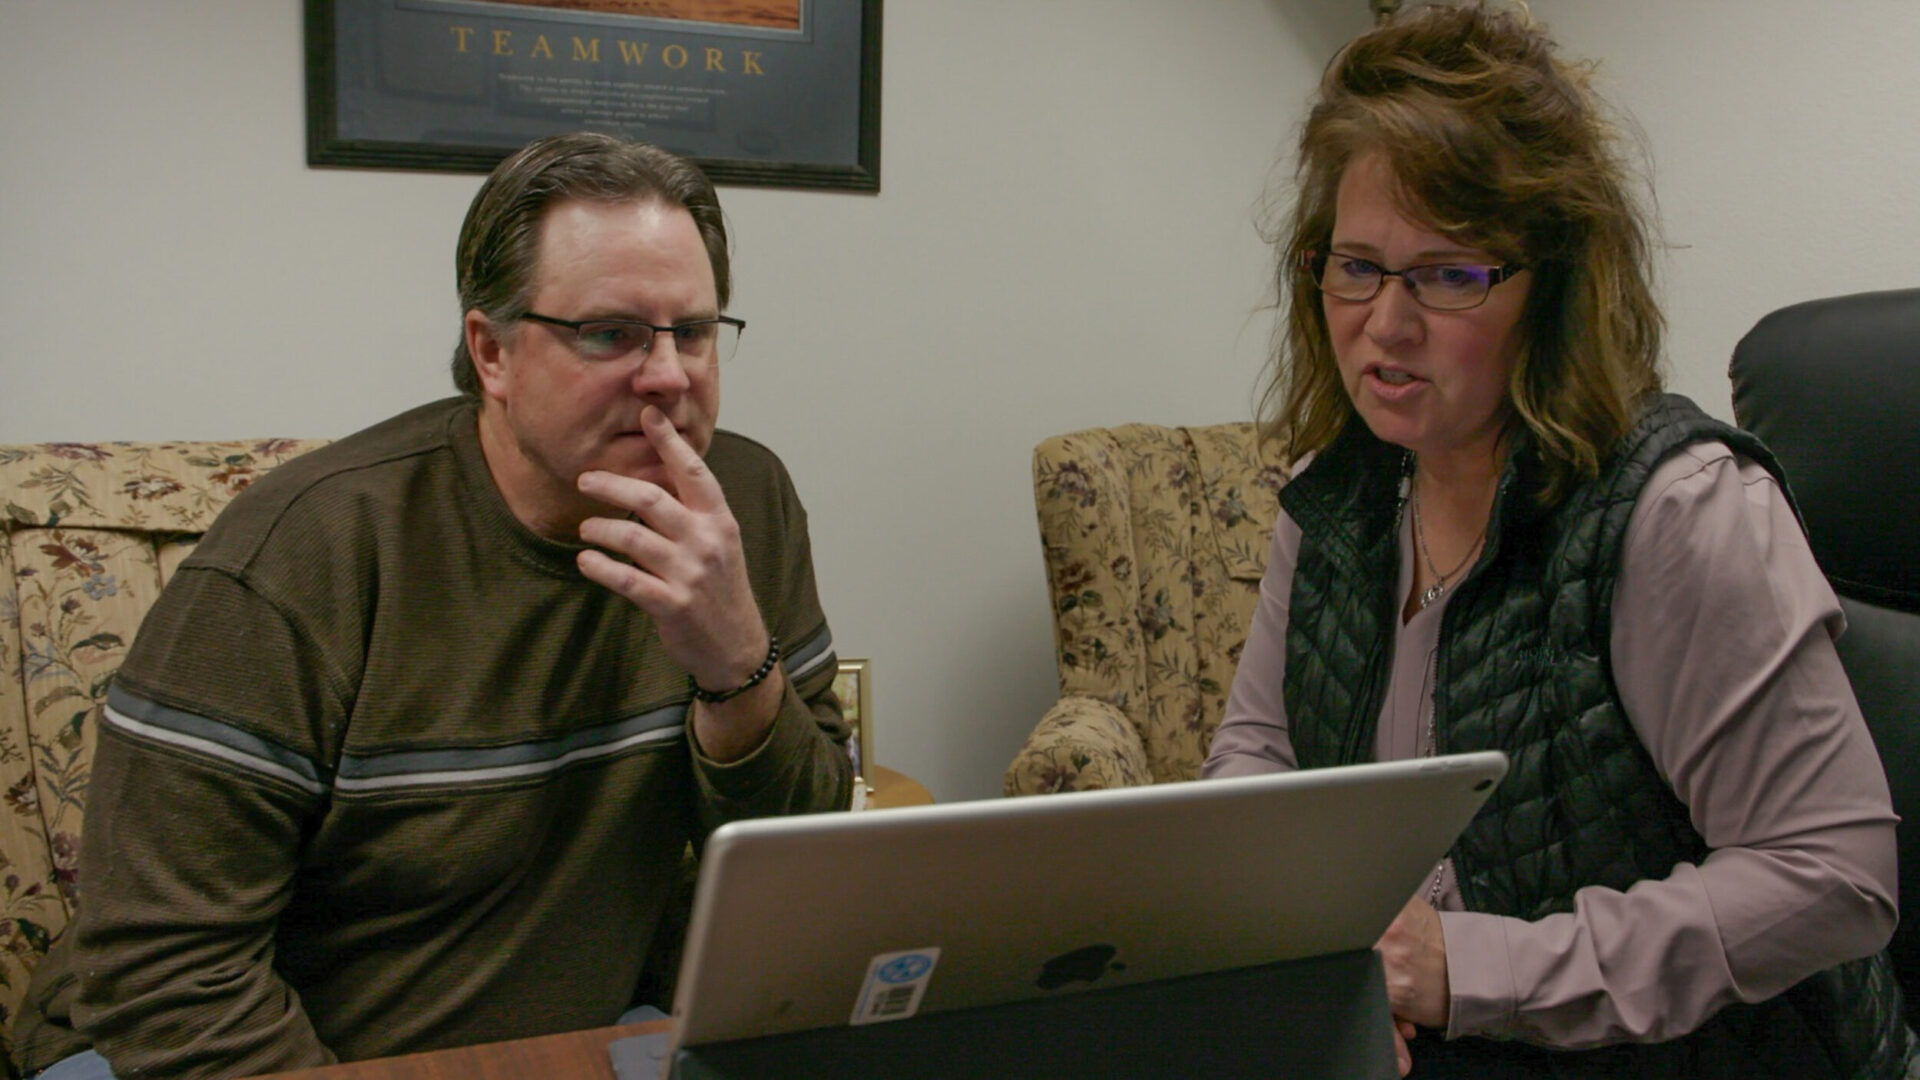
849, 947, 941, 1025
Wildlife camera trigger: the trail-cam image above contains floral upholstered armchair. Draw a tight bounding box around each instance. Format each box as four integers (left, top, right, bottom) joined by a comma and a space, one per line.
0, 438, 329, 1073
1003, 423, 1288, 797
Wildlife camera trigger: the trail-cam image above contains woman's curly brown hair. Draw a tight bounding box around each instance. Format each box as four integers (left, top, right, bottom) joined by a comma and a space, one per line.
1263, 2, 1664, 504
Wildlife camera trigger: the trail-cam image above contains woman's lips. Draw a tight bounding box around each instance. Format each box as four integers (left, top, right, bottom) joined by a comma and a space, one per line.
1364, 365, 1426, 402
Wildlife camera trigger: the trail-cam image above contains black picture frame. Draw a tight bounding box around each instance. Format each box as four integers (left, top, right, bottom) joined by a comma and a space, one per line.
305, 0, 881, 192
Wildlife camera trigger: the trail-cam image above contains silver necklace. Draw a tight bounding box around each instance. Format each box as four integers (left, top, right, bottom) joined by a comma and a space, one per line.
1398, 458, 1467, 905
1411, 485, 1486, 609
1409, 473, 1479, 902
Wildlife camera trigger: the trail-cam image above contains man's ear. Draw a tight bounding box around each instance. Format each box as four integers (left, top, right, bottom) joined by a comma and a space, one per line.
466, 309, 511, 400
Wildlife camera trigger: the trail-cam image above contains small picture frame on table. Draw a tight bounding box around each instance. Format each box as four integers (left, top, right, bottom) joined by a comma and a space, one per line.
833, 658, 873, 789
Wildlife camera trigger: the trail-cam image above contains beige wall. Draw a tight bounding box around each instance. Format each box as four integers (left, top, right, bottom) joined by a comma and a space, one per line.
1527, 0, 1920, 420
4, 2, 1917, 800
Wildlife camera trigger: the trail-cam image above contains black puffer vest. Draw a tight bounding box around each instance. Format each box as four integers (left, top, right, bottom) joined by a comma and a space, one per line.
1282, 395, 1910, 1078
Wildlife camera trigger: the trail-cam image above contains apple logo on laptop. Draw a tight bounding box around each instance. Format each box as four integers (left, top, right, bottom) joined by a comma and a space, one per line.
1036, 944, 1126, 990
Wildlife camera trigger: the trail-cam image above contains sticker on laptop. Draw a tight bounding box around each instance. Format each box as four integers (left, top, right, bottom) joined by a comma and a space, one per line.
849, 947, 941, 1025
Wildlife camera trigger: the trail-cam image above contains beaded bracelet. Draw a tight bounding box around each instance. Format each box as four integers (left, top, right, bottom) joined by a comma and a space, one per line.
689, 636, 782, 704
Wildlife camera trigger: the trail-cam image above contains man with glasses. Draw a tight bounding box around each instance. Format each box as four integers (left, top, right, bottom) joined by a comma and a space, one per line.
15, 134, 853, 1080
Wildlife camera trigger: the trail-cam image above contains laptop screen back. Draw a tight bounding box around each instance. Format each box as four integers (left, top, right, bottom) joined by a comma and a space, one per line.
671, 751, 1506, 1047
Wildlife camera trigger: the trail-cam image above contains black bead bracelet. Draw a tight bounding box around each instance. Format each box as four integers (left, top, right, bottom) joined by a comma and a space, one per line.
689, 636, 782, 704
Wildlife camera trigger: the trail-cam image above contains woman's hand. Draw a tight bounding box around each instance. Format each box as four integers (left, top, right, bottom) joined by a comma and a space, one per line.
1392, 1018, 1416, 1076
1377, 895, 1451, 1032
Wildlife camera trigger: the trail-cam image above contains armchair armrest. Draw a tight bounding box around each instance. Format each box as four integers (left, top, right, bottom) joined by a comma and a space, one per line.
1002, 694, 1153, 796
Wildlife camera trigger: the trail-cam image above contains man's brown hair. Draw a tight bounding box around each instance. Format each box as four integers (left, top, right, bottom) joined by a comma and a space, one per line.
450, 133, 731, 395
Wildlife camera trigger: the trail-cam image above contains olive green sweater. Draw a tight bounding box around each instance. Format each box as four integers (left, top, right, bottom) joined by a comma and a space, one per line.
13, 398, 852, 1078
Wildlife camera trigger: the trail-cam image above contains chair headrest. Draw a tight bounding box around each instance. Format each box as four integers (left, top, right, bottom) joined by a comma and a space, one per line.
1730, 288, 1920, 614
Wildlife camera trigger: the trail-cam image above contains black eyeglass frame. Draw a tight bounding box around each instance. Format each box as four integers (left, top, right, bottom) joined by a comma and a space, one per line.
1300, 250, 1527, 311
518, 311, 747, 359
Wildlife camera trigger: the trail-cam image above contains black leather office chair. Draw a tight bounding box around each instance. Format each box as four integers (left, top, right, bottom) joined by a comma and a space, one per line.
1730, 287, 1920, 1026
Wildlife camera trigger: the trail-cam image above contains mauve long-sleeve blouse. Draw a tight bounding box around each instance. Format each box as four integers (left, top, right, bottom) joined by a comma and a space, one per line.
1203, 440, 1899, 1048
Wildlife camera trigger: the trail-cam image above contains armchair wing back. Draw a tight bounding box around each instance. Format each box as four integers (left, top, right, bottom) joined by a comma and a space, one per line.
1730, 287, 1920, 1025
1004, 423, 1287, 796
0, 438, 328, 1068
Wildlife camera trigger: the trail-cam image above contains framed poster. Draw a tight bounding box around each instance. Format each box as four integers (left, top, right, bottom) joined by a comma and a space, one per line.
305, 0, 881, 191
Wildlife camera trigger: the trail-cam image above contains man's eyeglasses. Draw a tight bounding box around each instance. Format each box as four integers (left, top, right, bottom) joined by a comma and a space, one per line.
1301, 250, 1526, 312
519, 312, 746, 367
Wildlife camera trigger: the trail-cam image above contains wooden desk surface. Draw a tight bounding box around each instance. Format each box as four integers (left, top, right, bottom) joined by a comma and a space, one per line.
255, 1020, 667, 1080
865, 764, 933, 808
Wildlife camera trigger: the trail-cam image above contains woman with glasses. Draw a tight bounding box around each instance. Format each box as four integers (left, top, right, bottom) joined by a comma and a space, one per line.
1204, 5, 1909, 1078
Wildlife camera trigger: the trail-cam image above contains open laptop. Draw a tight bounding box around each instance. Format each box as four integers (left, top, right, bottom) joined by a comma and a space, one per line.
662, 750, 1506, 1063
